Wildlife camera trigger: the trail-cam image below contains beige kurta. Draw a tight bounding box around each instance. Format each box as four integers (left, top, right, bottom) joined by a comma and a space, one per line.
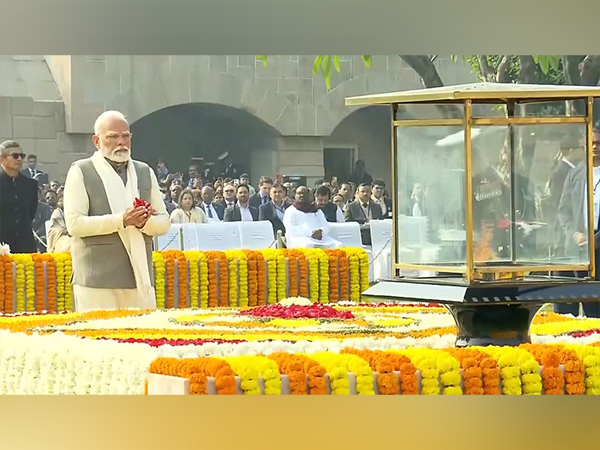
170, 207, 208, 224
63, 157, 171, 312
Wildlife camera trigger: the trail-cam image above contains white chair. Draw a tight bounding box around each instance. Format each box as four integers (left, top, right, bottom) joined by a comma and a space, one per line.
156, 224, 184, 250
370, 219, 393, 280
238, 221, 275, 249
397, 215, 440, 277
328, 222, 374, 281
328, 222, 363, 248
193, 222, 242, 251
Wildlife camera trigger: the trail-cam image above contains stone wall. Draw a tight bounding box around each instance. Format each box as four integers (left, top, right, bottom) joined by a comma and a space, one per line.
0, 55, 479, 182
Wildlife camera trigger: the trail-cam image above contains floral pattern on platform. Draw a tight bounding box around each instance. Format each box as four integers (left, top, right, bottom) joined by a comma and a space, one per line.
2, 300, 600, 395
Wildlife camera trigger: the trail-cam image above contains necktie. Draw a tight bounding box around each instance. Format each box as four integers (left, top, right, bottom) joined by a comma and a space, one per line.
207, 205, 213, 219
262, 196, 267, 205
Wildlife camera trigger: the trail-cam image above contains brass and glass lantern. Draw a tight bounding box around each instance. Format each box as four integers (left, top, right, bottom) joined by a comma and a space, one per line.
346, 83, 600, 346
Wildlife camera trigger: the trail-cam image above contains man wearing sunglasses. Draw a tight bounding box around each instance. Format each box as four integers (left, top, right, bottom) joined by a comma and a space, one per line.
0, 141, 39, 253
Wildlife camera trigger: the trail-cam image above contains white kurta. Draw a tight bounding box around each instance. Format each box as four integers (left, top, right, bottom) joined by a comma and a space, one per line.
63, 156, 171, 312
283, 205, 342, 249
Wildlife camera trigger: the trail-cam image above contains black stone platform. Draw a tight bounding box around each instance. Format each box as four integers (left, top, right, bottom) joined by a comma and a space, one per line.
362, 277, 600, 347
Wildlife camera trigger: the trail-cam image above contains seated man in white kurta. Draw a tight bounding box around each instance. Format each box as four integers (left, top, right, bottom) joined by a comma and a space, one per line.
283, 186, 341, 249
63, 111, 171, 311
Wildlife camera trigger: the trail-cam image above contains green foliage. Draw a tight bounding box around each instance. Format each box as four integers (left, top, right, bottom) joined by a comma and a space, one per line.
256, 55, 568, 92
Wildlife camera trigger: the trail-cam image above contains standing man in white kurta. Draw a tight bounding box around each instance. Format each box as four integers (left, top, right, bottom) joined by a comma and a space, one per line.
63, 111, 171, 311
283, 186, 341, 249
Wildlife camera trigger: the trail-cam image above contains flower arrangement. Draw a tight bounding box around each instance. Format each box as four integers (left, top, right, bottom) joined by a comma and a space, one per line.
183, 251, 200, 308
152, 252, 166, 309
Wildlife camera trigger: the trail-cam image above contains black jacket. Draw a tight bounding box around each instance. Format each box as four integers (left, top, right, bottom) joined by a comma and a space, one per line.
0, 168, 38, 253
224, 204, 259, 222
258, 201, 289, 234
320, 202, 343, 223
249, 193, 270, 209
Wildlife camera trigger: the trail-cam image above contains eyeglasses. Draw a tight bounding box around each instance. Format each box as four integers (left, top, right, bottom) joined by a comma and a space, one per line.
10, 153, 26, 160
105, 132, 133, 140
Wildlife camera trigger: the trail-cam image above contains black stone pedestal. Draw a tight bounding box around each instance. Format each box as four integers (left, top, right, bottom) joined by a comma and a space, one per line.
446, 302, 543, 347
361, 276, 600, 348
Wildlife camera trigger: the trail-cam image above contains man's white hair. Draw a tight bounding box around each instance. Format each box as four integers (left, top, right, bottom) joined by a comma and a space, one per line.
93, 110, 128, 135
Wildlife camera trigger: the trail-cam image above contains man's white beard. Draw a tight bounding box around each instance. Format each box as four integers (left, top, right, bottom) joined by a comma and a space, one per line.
106, 149, 131, 163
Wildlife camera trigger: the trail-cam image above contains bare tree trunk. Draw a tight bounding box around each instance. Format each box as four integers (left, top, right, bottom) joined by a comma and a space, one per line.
563, 55, 587, 116
517, 56, 538, 176
398, 55, 463, 119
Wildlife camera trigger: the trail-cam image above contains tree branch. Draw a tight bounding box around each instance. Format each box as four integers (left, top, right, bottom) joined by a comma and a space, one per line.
398, 55, 463, 119
518, 56, 537, 84
579, 55, 600, 86
496, 55, 512, 83
477, 55, 496, 82
562, 55, 584, 85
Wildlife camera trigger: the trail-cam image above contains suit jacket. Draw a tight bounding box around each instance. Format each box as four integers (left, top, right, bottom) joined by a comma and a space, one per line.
558, 163, 600, 257
21, 167, 48, 185
548, 160, 574, 255
249, 193, 270, 209
344, 200, 383, 246
321, 202, 344, 222
0, 168, 38, 253
224, 204, 259, 222
199, 202, 225, 221
258, 201, 289, 234
344, 200, 383, 224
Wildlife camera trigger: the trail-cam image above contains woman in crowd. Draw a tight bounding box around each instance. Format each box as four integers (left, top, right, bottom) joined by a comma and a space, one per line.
47, 197, 71, 253
170, 189, 209, 224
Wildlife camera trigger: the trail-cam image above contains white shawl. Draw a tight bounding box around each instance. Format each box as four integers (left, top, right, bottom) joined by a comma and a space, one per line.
91, 151, 154, 306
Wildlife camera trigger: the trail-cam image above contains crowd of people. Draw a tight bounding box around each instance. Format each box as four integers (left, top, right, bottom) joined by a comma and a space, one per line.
153, 158, 392, 248
0, 134, 396, 255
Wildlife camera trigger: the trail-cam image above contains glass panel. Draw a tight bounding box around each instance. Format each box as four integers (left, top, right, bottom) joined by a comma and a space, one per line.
471, 104, 507, 118
471, 126, 513, 263
514, 100, 586, 117
470, 122, 591, 269
395, 104, 461, 120
396, 126, 466, 266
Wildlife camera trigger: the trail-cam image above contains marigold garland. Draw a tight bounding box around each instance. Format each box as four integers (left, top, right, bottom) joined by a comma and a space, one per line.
338, 250, 349, 301
205, 252, 218, 308
520, 344, 565, 395
341, 348, 398, 395
12, 255, 26, 313
149, 357, 236, 395
283, 250, 299, 298
304, 250, 320, 303
317, 250, 329, 304
224, 250, 240, 307
275, 253, 286, 302
565, 344, 600, 395
23, 255, 35, 312
223, 356, 261, 395
205, 251, 228, 307
243, 250, 259, 307
197, 252, 209, 308
0, 255, 5, 313
308, 352, 350, 395
162, 251, 175, 309
45, 256, 57, 312
324, 250, 340, 303
152, 252, 166, 310
260, 250, 278, 305
183, 251, 200, 308
255, 251, 267, 305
